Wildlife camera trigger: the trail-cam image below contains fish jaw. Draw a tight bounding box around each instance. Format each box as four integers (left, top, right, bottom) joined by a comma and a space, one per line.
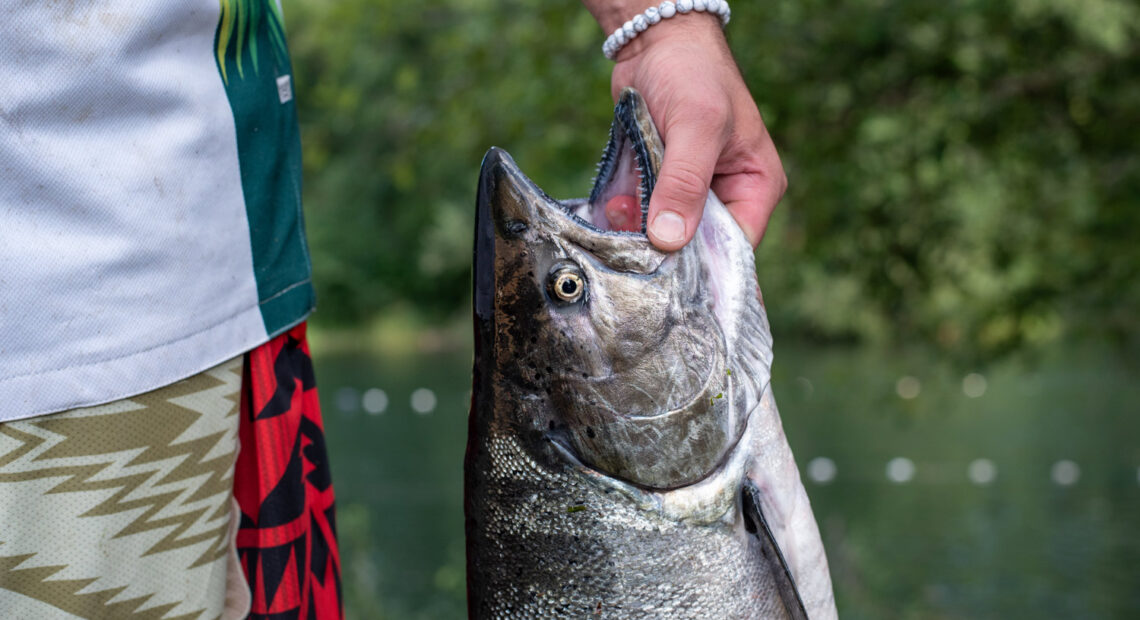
473, 144, 762, 491
467, 88, 838, 618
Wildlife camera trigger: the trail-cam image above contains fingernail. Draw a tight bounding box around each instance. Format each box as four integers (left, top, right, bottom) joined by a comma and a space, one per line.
650, 211, 686, 244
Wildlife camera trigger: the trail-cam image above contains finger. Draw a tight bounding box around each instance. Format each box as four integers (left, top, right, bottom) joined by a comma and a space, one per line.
648, 120, 727, 251
712, 171, 783, 248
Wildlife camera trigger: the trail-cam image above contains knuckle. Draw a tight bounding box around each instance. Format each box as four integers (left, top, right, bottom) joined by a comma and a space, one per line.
670, 98, 730, 131
660, 163, 710, 207
691, 100, 729, 123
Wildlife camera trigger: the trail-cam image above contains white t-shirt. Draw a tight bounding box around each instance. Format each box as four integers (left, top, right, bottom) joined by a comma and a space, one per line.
1, 0, 315, 422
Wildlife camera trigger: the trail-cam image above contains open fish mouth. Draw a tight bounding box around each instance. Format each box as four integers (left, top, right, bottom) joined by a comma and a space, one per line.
576, 89, 663, 235
474, 89, 756, 493
511, 88, 664, 240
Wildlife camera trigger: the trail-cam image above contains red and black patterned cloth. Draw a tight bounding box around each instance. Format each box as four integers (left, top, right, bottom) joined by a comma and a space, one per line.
235, 323, 343, 619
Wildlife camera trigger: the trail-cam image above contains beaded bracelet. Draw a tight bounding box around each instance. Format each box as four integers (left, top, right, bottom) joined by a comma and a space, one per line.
603, 0, 731, 60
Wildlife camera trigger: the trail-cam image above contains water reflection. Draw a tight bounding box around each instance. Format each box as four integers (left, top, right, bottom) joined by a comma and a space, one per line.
315, 342, 1140, 618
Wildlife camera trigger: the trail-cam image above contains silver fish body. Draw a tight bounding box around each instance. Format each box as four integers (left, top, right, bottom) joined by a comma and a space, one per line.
466, 89, 837, 619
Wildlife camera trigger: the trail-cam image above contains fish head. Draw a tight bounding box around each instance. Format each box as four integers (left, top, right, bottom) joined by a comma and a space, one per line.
474, 89, 770, 493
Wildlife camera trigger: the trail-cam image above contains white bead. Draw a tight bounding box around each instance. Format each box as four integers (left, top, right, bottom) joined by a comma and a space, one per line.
602, 0, 730, 62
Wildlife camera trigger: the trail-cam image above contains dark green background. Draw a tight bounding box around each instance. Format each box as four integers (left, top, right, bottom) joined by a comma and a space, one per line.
282, 0, 1139, 617
290, 0, 1139, 361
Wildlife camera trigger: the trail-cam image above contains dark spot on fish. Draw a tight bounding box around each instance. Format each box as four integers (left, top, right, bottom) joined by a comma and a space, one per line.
530, 336, 537, 344
742, 490, 759, 535
545, 366, 552, 373
581, 372, 589, 379
586, 426, 596, 439
549, 420, 556, 430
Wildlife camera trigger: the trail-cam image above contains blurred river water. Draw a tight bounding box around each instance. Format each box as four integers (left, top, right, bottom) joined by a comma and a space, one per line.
314, 339, 1140, 619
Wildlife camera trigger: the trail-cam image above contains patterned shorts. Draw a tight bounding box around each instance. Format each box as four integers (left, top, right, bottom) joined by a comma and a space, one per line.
0, 323, 342, 619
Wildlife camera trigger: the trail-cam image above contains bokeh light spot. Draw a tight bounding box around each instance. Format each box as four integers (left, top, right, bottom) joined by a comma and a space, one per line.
1051, 460, 1080, 486
968, 458, 997, 485
336, 387, 359, 413
411, 388, 437, 414
887, 457, 916, 483
963, 373, 987, 398
363, 388, 388, 415
896, 376, 921, 399
807, 457, 837, 484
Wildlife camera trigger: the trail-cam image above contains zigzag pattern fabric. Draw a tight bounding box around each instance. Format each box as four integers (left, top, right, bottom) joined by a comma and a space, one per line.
0, 357, 247, 619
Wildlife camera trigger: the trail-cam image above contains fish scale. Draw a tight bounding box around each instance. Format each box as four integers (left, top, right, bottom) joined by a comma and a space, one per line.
466, 89, 837, 619
469, 434, 790, 618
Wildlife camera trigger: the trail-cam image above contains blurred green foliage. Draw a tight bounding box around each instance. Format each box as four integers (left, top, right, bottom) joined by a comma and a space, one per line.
288, 0, 1139, 359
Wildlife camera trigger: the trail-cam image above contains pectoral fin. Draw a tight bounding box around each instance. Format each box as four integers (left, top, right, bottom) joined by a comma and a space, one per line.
742, 479, 809, 620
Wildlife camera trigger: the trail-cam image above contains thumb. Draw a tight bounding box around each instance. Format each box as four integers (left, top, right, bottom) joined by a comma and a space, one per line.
647, 119, 725, 251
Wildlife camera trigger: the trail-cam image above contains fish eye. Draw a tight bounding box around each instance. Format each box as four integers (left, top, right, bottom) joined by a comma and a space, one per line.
548, 264, 586, 304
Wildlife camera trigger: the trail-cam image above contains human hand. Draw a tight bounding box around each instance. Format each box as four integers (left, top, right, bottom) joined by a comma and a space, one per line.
585, 4, 786, 251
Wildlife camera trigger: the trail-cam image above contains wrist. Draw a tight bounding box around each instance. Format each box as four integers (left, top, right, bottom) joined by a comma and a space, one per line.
612, 8, 725, 62
586, 1, 657, 34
